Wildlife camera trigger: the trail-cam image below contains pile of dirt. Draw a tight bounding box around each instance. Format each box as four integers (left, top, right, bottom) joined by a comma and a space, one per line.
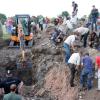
0, 48, 19, 64
18, 44, 78, 100
44, 65, 78, 100
0, 39, 78, 99
0, 30, 99, 100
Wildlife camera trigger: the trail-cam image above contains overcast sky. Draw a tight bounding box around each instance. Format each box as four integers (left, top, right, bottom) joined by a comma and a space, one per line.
0, 0, 99, 18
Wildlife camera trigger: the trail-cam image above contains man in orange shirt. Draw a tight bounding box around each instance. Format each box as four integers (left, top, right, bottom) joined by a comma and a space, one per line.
95, 56, 100, 90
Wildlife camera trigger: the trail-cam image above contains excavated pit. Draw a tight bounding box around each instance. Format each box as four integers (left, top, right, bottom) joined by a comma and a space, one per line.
2, 32, 99, 100
0, 45, 64, 85
0, 32, 99, 99
0, 45, 79, 100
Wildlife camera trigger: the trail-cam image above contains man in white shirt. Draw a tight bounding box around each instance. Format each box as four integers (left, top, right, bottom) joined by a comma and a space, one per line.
74, 26, 89, 47
70, 14, 78, 26
63, 34, 77, 64
68, 51, 82, 87
66, 18, 73, 30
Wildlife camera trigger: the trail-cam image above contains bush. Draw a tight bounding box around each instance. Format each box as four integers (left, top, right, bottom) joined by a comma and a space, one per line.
0, 13, 7, 25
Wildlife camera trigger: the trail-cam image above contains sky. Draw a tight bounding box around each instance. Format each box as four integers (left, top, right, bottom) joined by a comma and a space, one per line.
0, 0, 99, 18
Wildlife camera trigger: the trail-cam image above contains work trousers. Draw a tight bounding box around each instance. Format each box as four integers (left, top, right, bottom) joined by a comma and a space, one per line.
80, 68, 93, 90
68, 63, 76, 86
81, 31, 89, 47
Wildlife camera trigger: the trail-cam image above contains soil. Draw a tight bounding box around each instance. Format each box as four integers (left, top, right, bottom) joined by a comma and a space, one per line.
0, 30, 100, 100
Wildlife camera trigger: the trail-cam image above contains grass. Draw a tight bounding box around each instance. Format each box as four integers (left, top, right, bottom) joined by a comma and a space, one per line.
2, 25, 10, 40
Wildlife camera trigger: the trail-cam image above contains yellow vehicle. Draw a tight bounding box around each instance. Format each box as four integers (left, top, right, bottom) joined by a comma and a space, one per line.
9, 14, 33, 47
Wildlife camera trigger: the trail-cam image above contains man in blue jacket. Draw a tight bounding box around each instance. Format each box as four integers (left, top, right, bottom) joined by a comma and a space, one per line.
80, 53, 94, 90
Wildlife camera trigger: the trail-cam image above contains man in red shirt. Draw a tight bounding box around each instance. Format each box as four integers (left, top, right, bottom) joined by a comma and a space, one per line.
95, 56, 100, 90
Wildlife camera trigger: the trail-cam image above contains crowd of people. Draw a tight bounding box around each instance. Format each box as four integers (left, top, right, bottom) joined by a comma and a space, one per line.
0, 1, 100, 100
47, 2, 100, 92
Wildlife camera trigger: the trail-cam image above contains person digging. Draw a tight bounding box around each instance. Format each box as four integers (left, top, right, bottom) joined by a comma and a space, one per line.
18, 25, 26, 62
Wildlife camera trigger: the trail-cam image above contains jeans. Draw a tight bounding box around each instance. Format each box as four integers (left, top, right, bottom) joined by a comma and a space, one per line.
91, 18, 97, 31
68, 63, 76, 86
81, 32, 89, 47
97, 26, 100, 37
80, 68, 93, 90
7, 25, 13, 34
63, 43, 71, 64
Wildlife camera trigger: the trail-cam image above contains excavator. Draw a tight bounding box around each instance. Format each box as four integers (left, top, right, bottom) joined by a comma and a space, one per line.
9, 14, 33, 47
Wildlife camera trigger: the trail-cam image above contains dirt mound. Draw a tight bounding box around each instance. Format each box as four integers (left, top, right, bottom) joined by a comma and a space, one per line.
1, 31, 100, 100
23, 45, 78, 100
44, 65, 78, 100
0, 48, 98, 99
30, 64, 78, 100
0, 32, 79, 100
